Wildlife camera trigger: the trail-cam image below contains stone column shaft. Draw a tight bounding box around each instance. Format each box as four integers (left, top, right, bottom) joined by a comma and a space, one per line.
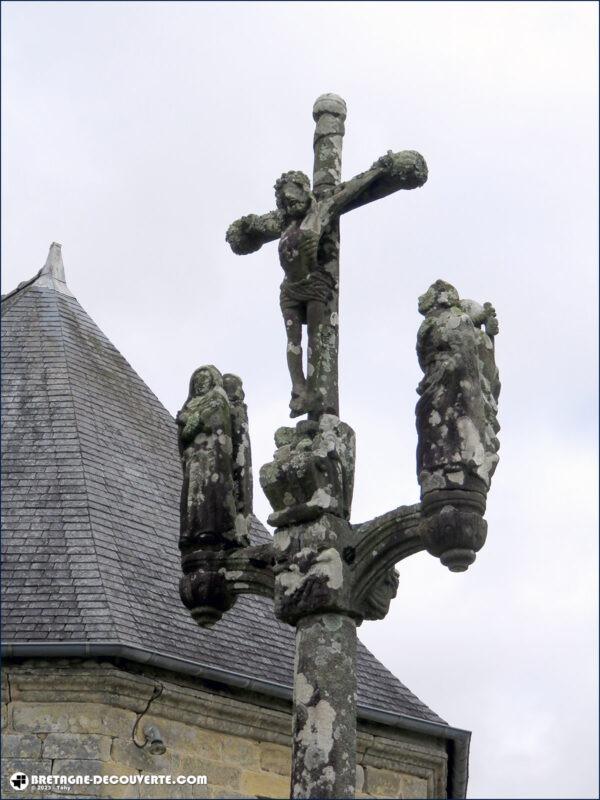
291, 613, 357, 799
309, 94, 347, 421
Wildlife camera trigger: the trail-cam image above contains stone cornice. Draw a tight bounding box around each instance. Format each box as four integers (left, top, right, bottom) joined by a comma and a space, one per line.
2, 652, 469, 797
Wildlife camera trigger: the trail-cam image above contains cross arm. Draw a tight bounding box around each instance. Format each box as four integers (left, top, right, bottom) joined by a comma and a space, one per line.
351, 503, 425, 620
226, 210, 284, 255
326, 150, 428, 221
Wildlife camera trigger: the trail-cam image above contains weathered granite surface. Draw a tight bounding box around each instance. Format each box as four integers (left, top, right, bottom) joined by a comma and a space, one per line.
415, 280, 500, 571
177, 365, 247, 554
260, 415, 355, 528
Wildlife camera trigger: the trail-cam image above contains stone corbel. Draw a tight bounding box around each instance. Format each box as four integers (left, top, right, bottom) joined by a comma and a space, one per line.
419, 489, 488, 572
180, 543, 275, 627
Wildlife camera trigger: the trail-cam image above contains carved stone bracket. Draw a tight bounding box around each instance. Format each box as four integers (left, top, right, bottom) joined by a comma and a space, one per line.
180, 413, 492, 631
352, 504, 424, 621
420, 491, 487, 572
179, 543, 275, 627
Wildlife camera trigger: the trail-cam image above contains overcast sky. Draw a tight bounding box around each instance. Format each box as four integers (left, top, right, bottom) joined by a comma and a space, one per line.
2, 2, 598, 797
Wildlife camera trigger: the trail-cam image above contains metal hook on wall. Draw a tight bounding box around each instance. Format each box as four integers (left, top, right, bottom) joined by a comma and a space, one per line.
131, 684, 166, 755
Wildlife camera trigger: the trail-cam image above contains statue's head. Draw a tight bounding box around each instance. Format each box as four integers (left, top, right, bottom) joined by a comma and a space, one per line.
483, 302, 499, 336
274, 171, 312, 219
189, 365, 223, 397
418, 280, 460, 316
223, 373, 244, 404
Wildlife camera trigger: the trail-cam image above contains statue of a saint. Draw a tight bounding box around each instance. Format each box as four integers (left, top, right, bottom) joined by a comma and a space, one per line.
223, 373, 253, 531
459, 298, 501, 459
416, 280, 500, 496
177, 365, 248, 553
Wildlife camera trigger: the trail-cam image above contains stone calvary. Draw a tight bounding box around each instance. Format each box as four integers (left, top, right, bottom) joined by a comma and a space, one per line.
177, 94, 500, 799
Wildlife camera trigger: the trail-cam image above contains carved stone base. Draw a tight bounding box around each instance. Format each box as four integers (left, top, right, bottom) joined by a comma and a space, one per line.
420, 490, 487, 572
179, 544, 274, 627
179, 564, 236, 627
260, 415, 355, 528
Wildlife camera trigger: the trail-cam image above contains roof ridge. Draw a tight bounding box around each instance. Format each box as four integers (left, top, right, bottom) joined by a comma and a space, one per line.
52, 290, 116, 633
1, 284, 112, 639
1, 268, 43, 306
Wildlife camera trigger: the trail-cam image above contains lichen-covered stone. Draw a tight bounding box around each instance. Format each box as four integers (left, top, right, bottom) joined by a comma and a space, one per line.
416, 280, 500, 495
179, 542, 274, 628
179, 558, 237, 628
260, 415, 355, 528
420, 501, 488, 572
2, 703, 9, 731
195, 95, 498, 800
43, 733, 111, 761
2, 733, 42, 759
177, 366, 244, 553
415, 280, 500, 571
291, 614, 357, 799
3, 661, 449, 798
223, 373, 254, 525
178, 367, 258, 627
273, 514, 357, 625
13, 703, 70, 732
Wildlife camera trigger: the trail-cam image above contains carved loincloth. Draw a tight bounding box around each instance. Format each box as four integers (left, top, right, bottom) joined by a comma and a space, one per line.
279, 271, 335, 321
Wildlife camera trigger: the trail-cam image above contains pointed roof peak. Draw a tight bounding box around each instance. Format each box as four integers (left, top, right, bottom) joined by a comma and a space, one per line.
2, 242, 70, 304
34, 241, 73, 297
41, 242, 66, 282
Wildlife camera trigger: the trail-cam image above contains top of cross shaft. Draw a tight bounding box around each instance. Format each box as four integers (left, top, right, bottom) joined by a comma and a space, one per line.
313, 94, 347, 121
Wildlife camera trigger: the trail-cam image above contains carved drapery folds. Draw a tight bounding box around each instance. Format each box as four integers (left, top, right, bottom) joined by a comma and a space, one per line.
177, 365, 246, 553
223, 373, 254, 520
415, 280, 500, 571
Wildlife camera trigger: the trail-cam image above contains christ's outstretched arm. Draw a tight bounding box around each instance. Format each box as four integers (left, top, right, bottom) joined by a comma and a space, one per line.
226, 210, 284, 255
324, 150, 428, 222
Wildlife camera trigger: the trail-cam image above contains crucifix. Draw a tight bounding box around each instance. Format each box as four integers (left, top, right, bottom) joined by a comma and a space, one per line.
225, 94, 427, 420
178, 95, 500, 799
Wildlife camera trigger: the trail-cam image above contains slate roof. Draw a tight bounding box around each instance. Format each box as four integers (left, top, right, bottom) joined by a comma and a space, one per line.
1, 244, 444, 724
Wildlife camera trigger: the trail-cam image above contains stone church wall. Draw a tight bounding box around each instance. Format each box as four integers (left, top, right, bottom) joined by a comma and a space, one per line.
1, 660, 447, 799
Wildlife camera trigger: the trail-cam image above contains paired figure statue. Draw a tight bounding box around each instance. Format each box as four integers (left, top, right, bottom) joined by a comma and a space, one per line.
177, 365, 252, 554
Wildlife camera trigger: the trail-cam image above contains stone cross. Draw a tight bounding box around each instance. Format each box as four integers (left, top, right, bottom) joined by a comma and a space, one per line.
226, 94, 427, 420
178, 96, 501, 799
